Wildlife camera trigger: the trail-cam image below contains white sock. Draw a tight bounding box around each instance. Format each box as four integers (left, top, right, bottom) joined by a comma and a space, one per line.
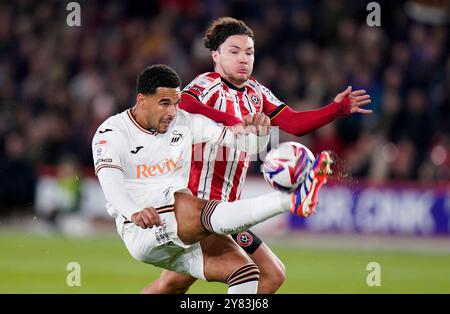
228, 281, 258, 294
201, 191, 291, 235
226, 263, 260, 294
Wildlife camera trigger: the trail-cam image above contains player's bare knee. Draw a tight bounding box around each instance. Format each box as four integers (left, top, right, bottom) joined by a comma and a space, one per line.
158, 270, 196, 294
159, 279, 190, 294
259, 261, 285, 293
270, 263, 286, 288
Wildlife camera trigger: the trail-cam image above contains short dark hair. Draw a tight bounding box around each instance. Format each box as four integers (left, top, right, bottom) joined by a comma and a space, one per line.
204, 17, 254, 51
136, 64, 181, 95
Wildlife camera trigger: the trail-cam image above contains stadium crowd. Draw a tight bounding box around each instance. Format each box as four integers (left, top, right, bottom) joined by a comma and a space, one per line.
0, 0, 448, 211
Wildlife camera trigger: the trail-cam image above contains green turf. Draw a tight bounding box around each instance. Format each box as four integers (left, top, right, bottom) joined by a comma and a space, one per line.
1, 232, 449, 293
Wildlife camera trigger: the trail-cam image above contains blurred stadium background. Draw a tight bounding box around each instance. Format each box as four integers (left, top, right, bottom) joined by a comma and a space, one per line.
0, 0, 449, 293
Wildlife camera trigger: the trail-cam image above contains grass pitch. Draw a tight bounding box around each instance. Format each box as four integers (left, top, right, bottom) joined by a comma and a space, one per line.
1, 232, 449, 293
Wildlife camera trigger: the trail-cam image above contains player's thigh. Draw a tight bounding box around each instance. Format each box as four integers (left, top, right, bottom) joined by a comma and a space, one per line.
159, 269, 197, 290
233, 230, 285, 274
200, 234, 254, 283
174, 191, 209, 244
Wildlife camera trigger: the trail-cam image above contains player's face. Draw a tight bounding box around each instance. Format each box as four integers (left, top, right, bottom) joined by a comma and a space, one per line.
139, 87, 180, 133
212, 35, 254, 87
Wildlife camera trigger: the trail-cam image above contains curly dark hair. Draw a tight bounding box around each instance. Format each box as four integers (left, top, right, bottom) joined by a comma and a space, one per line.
203, 17, 254, 51
136, 64, 181, 95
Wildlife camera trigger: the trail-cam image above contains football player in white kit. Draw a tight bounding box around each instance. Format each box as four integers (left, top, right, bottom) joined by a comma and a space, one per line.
92, 65, 332, 293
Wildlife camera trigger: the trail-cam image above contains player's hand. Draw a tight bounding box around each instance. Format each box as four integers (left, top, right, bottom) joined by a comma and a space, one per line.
334, 86, 372, 115
230, 123, 247, 136
252, 112, 271, 135
131, 207, 163, 229
242, 113, 271, 135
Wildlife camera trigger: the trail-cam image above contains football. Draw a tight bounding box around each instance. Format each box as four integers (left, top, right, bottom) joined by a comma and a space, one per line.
261, 141, 315, 192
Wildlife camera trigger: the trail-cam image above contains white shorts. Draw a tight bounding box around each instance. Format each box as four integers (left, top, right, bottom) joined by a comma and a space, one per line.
115, 211, 205, 280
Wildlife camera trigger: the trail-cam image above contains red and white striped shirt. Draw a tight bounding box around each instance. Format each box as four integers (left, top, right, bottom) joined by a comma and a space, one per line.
183, 72, 286, 201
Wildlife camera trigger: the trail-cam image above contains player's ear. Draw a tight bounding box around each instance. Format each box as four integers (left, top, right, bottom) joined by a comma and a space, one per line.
136, 93, 146, 107
211, 50, 219, 63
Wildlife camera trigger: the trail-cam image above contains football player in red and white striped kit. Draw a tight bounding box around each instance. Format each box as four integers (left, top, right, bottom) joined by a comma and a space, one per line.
143, 17, 372, 294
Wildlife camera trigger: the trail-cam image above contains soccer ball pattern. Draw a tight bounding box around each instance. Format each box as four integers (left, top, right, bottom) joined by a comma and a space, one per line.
261, 142, 315, 192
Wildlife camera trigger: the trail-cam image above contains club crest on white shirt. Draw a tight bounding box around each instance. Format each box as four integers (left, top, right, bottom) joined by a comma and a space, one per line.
170, 130, 183, 146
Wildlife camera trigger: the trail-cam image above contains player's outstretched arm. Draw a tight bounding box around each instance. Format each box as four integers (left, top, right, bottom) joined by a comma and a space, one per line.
271, 86, 372, 136
179, 93, 242, 126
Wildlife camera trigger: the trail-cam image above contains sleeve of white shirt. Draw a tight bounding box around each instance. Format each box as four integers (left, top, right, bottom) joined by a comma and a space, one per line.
92, 128, 141, 220
97, 167, 142, 220
92, 128, 124, 175
190, 113, 269, 154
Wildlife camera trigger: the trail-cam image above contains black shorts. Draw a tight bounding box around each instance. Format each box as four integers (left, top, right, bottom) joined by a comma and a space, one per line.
231, 229, 263, 254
